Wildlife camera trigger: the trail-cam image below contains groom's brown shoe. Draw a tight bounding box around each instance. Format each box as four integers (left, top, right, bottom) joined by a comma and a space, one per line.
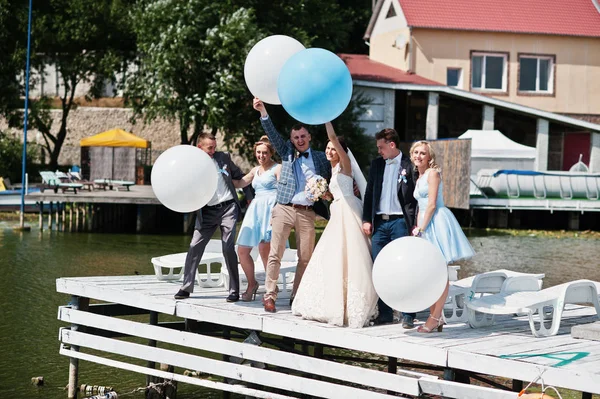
263, 298, 276, 313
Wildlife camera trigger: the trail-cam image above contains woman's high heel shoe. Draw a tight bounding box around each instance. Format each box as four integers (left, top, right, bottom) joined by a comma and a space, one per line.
241, 283, 259, 302
417, 315, 445, 333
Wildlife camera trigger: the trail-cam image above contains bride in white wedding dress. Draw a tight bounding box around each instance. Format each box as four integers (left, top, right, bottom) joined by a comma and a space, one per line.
291, 123, 378, 328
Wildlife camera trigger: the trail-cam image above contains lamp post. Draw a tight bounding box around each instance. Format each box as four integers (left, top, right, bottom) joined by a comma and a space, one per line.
19, 0, 33, 230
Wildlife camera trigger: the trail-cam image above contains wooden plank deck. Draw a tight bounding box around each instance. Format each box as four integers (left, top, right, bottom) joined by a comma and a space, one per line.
56, 275, 600, 397
29, 185, 160, 205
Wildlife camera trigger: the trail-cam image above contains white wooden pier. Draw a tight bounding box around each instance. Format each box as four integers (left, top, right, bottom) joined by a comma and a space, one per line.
56, 275, 600, 398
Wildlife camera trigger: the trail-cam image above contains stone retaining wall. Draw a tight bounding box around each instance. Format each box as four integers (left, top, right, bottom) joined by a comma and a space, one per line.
0, 107, 252, 170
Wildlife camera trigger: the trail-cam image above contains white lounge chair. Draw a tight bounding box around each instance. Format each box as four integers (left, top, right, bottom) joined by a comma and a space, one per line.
150, 239, 225, 287
467, 279, 600, 337
40, 171, 83, 193
445, 269, 545, 323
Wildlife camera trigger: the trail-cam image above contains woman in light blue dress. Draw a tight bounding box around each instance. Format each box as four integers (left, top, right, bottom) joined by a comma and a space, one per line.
234, 136, 281, 301
410, 140, 475, 333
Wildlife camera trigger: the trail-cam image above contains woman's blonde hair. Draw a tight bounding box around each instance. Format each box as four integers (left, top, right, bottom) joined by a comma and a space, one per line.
410, 140, 441, 173
253, 135, 274, 156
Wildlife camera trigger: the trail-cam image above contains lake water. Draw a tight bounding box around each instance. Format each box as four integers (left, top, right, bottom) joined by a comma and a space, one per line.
0, 222, 598, 398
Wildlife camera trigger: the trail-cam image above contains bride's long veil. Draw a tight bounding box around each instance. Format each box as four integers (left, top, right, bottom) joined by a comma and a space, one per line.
347, 149, 367, 203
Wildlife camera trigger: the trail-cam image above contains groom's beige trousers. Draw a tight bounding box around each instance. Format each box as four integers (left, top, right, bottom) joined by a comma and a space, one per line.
264, 203, 316, 301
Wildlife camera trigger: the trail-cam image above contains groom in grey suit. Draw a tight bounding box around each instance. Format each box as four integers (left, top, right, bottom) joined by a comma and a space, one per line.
174, 132, 244, 302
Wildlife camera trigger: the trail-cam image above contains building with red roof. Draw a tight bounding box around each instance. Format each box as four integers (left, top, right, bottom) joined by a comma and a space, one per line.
349, 0, 600, 172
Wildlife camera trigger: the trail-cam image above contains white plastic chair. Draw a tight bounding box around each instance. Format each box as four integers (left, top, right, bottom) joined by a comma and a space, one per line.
150, 239, 225, 287
467, 279, 600, 337
445, 269, 545, 323
222, 247, 297, 299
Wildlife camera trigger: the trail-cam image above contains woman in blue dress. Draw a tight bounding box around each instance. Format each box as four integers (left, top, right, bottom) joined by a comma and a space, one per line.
410, 140, 475, 333
234, 136, 281, 301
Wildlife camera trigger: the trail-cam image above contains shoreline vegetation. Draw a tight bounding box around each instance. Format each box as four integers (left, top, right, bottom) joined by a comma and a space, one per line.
1, 211, 599, 239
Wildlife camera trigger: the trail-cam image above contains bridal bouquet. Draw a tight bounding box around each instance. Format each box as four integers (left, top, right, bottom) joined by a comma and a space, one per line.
305, 175, 328, 202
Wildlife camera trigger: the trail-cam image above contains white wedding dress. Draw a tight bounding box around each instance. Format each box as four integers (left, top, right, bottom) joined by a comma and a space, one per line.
292, 165, 378, 328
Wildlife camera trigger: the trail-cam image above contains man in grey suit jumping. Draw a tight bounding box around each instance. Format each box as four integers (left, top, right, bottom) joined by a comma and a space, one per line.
253, 98, 332, 313
174, 132, 244, 302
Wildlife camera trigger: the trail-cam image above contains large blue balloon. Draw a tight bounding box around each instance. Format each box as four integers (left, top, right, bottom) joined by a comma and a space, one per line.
277, 48, 353, 125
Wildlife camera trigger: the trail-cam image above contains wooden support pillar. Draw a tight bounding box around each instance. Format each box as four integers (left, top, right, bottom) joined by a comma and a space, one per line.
82, 205, 87, 232
61, 203, 66, 232
48, 202, 53, 230
512, 379, 523, 392
67, 295, 89, 399
39, 201, 44, 230
582, 392, 592, 399
146, 311, 159, 386
75, 203, 80, 232
55, 202, 60, 230
69, 203, 74, 232
568, 211, 581, 230
443, 368, 455, 381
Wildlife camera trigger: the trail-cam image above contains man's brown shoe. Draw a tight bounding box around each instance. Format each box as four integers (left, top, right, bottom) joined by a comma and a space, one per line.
263, 298, 276, 313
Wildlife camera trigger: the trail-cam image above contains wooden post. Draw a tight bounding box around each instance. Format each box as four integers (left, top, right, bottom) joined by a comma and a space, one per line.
55, 202, 60, 230
512, 379, 523, 392
69, 203, 73, 232
39, 201, 44, 230
61, 203, 66, 232
146, 311, 159, 386
67, 295, 89, 399
443, 368, 455, 381
582, 392, 592, 399
48, 202, 53, 230
82, 205, 87, 232
75, 203, 80, 232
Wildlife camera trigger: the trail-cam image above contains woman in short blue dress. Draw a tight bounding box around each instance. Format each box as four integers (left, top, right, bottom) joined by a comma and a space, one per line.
234, 136, 280, 301
410, 140, 475, 333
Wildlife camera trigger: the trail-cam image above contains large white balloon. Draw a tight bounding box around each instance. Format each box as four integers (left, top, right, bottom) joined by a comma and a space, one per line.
244, 35, 305, 104
372, 237, 448, 313
151, 145, 218, 213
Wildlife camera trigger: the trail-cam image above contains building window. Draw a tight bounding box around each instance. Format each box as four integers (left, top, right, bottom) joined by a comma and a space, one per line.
471, 52, 508, 92
518, 55, 554, 94
447, 68, 462, 88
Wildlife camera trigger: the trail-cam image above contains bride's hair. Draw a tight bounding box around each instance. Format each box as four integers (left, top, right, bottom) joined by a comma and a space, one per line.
410, 140, 441, 173
254, 135, 274, 156
329, 136, 348, 153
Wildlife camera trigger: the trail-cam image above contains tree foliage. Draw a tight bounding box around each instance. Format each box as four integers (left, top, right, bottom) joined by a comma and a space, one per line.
5, 0, 136, 169
129, 0, 375, 167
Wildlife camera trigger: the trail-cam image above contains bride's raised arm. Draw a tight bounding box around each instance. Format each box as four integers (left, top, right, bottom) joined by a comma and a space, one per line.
325, 122, 351, 175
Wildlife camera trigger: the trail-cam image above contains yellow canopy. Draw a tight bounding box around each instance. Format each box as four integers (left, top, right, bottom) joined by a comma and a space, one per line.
80, 128, 148, 148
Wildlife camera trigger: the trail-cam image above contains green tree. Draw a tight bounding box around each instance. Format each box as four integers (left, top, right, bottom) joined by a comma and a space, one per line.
7, 0, 136, 169
0, 131, 39, 183
127, 1, 260, 145
0, 0, 26, 119
128, 0, 375, 166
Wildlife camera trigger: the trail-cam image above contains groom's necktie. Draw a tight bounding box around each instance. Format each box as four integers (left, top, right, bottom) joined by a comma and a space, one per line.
385, 159, 397, 165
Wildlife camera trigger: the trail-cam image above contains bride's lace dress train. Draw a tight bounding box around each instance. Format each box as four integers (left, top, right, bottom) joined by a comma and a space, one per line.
292, 166, 378, 328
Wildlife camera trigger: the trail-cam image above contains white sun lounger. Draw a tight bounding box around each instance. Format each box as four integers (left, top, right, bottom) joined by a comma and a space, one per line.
445, 269, 545, 323
150, 239, 225, 287
467, 279, 600, 337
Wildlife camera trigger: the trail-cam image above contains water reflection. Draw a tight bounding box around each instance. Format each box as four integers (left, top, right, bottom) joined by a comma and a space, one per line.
0, 224, 598, 398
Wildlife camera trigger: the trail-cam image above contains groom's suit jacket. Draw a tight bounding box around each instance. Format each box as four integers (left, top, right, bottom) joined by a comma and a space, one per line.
260, 116, 332, 220
362, 155, 418, 229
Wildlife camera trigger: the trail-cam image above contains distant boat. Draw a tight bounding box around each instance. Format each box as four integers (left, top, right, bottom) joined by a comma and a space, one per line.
475, 169, 600, 200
